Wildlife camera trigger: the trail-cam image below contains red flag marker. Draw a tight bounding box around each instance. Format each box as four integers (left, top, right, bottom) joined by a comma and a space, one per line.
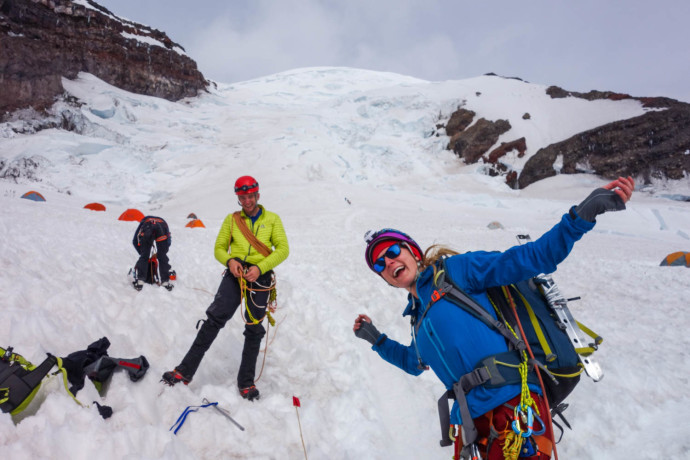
293, 395, 307, 459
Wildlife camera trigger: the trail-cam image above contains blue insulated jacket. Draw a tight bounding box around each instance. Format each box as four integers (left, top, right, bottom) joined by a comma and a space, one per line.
371, 211, 595, 425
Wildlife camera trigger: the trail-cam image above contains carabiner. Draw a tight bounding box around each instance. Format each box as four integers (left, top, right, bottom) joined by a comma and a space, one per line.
461, 442, 483, 460
512, 405, 535, 438
511, 406, 524, 435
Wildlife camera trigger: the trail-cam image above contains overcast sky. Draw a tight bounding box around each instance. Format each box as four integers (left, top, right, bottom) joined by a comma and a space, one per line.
96, 0, 690, 103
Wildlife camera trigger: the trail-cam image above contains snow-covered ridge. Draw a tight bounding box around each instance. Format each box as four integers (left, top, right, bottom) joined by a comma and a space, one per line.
1, 68, 663, 210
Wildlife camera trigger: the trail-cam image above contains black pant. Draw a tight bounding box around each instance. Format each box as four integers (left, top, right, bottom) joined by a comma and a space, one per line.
177, 269, 272, 388
135, 239, 171, 283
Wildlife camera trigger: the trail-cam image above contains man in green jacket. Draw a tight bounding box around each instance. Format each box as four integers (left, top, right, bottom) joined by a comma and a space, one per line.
162, 176, 289, 400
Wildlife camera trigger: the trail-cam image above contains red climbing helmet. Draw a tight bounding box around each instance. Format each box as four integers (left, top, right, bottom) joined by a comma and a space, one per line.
234, 176, 259, 195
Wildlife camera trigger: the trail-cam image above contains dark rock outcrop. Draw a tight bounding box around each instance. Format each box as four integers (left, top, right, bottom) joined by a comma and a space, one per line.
440, 80, 690, 188
546, 85, 681, 109
447, 117, 511, 164
445, 108, 475, 137
545, 85, 631, 102
486, 137, 527, 165
483, 137, 527, 189
518, 105, 690, 188
0, 0, 208, 115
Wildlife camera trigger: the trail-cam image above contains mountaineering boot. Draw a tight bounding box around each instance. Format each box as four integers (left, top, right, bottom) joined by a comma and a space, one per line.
162, 281, 174, 291
161, 369, 190, 386
132, 280, 143, 291
239, 385, 260, 401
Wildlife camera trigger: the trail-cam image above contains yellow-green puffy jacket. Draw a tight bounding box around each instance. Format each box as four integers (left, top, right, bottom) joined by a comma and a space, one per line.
214, 205, 289, 274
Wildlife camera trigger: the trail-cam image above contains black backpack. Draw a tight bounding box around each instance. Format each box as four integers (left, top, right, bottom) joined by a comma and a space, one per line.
0, 347, 57, 415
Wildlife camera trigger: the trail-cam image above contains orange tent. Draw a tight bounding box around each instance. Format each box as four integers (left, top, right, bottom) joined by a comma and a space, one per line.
185, 218, 206, 228
118, 208, 145, 222
84, 202, 106, 211
21, 191, 46, 202
660, 251, 690, 267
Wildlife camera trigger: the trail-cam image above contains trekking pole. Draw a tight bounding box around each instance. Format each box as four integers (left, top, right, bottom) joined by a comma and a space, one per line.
202, 398, 245, 431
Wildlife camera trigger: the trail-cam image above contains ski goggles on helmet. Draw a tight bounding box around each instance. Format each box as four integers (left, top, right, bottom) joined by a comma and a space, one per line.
372, 243, 402, 273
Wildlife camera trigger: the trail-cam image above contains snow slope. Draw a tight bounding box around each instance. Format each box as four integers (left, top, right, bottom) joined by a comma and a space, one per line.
1, 68, 689, 459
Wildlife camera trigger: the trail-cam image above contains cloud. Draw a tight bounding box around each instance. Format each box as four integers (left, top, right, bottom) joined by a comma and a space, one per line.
188, 0, 343, 82
98, 0, 690, 102
188, 0, 462, 83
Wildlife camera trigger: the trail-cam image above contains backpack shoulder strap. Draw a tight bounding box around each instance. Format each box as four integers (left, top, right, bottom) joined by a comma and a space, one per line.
429, 262, 525, 352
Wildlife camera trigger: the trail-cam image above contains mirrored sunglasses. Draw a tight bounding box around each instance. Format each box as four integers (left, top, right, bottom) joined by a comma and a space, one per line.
373, 243, 402, 273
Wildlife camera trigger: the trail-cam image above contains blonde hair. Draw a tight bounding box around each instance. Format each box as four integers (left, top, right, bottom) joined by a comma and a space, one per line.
419, 244, 460, 279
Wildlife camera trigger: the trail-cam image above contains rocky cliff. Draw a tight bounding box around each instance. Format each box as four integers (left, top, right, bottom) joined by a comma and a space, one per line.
518, 103, 690, 189
0, 0, 208, 116
442, 81, 690, 188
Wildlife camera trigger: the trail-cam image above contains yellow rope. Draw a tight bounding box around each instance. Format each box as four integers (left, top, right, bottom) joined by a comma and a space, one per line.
190, 274, 283, 384
503, 430, 523, 460
502, 363, 538, 460
489, 296, 538, 416
518, 361, 538, 416
238, 274, 277, 326
238, 272, 279, 382
488, 288, 542, 460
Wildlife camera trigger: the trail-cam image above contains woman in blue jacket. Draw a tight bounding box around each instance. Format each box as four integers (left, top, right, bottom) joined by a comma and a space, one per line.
353, 177, 633, 460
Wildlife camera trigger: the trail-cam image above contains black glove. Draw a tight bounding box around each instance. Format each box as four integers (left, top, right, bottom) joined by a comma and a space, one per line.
354, 321, 382, 346
572, 188, 626, 222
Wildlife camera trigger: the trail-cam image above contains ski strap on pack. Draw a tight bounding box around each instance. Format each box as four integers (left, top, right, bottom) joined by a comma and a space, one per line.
573, 320, 602, 356
53, 357, 87, 408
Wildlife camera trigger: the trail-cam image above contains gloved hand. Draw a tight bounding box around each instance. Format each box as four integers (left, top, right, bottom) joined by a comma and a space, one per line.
353, 314, 382, 346
573, 176, 634, 222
